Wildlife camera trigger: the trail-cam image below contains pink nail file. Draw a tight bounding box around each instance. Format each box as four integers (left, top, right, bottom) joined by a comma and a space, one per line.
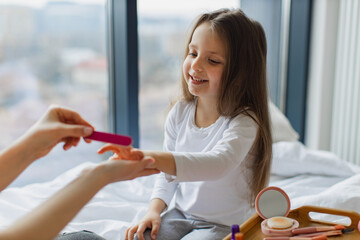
85, 131, 132, 146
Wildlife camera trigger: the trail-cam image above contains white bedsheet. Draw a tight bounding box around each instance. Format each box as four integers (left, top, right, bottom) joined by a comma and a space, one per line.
0, 141, 360, 239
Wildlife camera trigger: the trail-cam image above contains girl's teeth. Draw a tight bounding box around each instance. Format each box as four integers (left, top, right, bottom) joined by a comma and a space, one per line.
192, 76, 204, 82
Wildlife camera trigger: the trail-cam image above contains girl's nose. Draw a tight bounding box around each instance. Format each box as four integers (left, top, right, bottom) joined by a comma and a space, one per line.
191, 57, 203, 72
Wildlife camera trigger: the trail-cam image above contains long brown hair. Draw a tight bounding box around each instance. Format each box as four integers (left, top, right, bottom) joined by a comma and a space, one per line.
180, 9, 272, 204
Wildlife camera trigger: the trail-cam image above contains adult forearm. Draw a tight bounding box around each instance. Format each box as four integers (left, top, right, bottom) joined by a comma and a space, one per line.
0, 165, 107, 240
0, 137, 37, 191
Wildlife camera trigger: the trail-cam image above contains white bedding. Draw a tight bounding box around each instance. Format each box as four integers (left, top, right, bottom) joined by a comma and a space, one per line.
1, 141, 360, 239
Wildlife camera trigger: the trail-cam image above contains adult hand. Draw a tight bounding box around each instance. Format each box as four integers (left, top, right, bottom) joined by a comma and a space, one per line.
94, 156, 159, 184
0, 153, 159, 240
23, 105, 94, 160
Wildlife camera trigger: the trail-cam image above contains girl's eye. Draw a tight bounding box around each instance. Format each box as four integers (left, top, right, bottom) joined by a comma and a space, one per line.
209, 59, 220, 64
189, 52, 197, 57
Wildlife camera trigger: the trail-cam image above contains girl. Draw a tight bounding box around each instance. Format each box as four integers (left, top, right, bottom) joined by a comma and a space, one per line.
99, 8, 272, 240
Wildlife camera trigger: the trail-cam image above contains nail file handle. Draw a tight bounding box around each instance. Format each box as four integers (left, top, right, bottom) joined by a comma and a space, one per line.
85, 131, 132, 146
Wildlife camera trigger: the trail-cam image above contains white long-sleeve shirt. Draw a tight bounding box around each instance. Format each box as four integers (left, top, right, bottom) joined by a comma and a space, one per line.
151, 100, 258, 226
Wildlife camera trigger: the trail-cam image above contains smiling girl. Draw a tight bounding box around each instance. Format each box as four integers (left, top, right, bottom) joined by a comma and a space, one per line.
99, 8, 272, 240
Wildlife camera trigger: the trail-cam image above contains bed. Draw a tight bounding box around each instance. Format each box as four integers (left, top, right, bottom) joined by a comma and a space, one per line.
0, 140, 360, 239
2, 102, 360, 239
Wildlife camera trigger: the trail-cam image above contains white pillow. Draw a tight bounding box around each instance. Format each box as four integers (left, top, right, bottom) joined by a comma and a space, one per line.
271, 141, 360, 177
269, 101, 299, 143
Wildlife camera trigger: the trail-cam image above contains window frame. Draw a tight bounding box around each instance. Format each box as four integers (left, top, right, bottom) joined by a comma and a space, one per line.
107, 0, 313, 145
285, 0, 312, 142
107, 0, 139, 147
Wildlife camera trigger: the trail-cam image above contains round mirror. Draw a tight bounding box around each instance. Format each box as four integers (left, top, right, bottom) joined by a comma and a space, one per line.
255, 186, 290, 219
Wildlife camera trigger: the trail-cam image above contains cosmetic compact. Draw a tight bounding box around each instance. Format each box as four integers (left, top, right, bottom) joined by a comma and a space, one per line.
255, 186, 299, 237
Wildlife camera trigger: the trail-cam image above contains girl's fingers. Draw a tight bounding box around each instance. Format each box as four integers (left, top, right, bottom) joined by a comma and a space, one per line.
98, 144, 144, 161
97, 144, 133, 159
124, 227, 130, 240
130, 149, 144, 160
97, 144, 129, 155
97, 144, 120, 154
127, 225, 139, 240
150, 221, 160, 240
136, 223, 149, 240
118, 147, 132, 159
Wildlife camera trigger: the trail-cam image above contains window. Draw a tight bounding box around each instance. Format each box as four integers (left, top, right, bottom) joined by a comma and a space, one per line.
137, 0, 240, 150
242, 0, 312, 141
0, 0, 108, 186
2, 0, 293, 186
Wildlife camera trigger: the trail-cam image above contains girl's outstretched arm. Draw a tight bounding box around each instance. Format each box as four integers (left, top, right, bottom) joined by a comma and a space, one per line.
0, 158, 159, 240
141, 151, 176, 176
98, 145, 177, 176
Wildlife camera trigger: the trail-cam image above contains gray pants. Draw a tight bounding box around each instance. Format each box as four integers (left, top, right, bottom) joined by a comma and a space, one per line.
55, 230, 106, 240
135, 208, 231, 240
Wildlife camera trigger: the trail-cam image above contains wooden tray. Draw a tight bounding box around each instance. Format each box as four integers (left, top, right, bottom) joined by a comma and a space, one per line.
223, 205, 360, 240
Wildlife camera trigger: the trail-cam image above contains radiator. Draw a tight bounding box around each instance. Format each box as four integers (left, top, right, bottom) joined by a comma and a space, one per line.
331, 0, 360, 164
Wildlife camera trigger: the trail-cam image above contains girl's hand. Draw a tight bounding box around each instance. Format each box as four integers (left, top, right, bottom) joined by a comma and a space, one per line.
97, 144, 144, 161
22, 105, 94, 161
125, 210, 161, 240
